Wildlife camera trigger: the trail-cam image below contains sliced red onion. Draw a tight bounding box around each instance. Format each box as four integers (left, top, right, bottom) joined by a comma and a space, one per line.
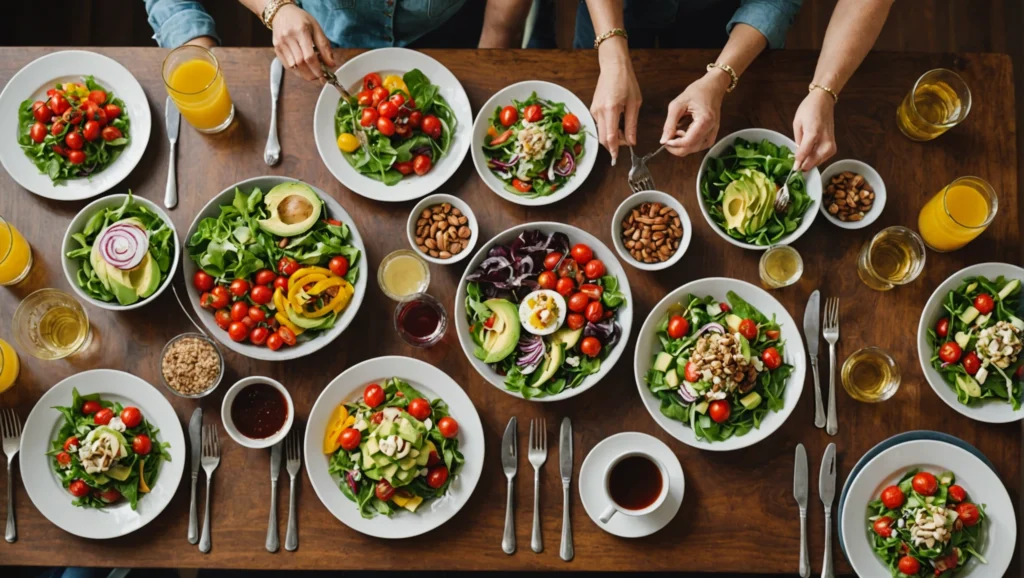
941, 361, 952, 368
694, 322, 726, 338
345, 471, 359, 494
488, 155, 521, 170
98, 222, 148, 270
517, 336, 546, 373
678, 384, 696, 403
553, 150, 575, 177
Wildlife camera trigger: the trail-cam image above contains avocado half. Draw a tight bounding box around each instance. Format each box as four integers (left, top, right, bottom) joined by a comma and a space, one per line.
257, 181, 323, 237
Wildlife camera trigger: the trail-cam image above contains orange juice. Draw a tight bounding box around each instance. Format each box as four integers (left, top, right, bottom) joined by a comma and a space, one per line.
918, 177, 996, 251
163, 46, 234, 133
0, 339, 18, 393
0, 216, 32, 285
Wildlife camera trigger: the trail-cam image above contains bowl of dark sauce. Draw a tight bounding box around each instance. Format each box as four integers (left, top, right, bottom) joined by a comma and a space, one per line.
221, 377, 294, 448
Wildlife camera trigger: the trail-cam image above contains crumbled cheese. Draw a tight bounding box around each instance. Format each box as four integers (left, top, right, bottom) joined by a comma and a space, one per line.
107, 416, 126, 433
565, 356, 580, 368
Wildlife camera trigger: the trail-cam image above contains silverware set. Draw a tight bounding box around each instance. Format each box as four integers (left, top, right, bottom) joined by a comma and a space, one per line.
268, 425, 302, 552
793, 442, 837, 578
1, 407, 21, 543
804, 291, 841, 435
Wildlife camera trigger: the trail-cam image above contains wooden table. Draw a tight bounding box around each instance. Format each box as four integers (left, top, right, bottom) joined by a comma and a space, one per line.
0, 48, 1019, 574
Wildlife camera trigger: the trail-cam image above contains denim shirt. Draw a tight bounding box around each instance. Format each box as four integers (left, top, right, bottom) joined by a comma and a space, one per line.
144, 0, 220, 48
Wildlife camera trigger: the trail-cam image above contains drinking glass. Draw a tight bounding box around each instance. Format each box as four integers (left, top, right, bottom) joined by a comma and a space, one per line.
759, 245, 803, 289
841, 347, 901, 403
162, 45, 235, 133
13, 289, 91, 359
918, 176, 997, 252
377, 250, 430, 302
896, 68, 971, 141
0, 338, 19, 394
0, 215, 33, 285
393, 293, 447, 348
857, 227, 926, 291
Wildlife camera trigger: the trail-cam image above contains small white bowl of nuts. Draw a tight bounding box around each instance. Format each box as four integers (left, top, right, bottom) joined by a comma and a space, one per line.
408, 193, 478, 265
611, 190, 691, 271
819, 159, 886, 229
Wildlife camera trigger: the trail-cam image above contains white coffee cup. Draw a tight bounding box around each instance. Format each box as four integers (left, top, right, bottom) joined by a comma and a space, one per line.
598, 450, 669, 524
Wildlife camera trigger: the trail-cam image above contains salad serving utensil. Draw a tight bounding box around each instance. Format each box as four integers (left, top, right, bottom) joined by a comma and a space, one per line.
627, 146, 655, 193
284, 426, 301, 551
187, 408, 203, 545
264, 58, 283, 166
558, 417, 574, 562
2, 408, 21, 543
776, 163, 800, 213
823, 297, 840, 436
803, 290, 825, 429
818, 443, 837, 578
163, 96, 180, 210
315, 48, 370, 157
528, 418, 548, 553
199, 424, 221, 554
793, 443, 809, 577
501, 417, 518, 554
266, 440, 282, 552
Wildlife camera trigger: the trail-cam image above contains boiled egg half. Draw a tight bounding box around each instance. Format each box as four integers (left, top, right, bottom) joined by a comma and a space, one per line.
518, 290, 566, 336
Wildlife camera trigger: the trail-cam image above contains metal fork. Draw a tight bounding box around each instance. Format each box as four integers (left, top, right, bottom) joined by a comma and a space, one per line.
199, 425, 221, 553
2, 408, 21, 543
823, 297, 840, 436
284, 426, 302, 552
627, 146, 655, 193
528, 418, 548, 553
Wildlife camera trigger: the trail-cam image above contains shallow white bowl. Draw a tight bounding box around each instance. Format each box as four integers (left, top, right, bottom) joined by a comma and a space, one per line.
610, 190, 691, 271
917, 262, 1024, 423
312, 48, 472, 203
221, 376, 294, 449
61, 194, 179, 311
819, 159, 886, 229
406, 193, 478, 265
696, 128, 822, 250
633, 277, 806, 451
471, 80, 597, 207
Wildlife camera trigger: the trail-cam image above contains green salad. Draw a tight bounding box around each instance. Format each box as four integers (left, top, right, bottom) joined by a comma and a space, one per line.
482, 92, 586, 199
326, 378, 464, 518
65, 193, 174, 306
49, 388, 171, 510
700, 137, 812, 246
927, 275, 1024, 410
644, 291, 792, 443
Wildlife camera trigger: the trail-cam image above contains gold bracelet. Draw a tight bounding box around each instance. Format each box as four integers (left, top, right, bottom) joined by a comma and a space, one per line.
594, 28, 628, 49
262, 0, 294, 30
809, 83, 839, 103
706, 62, 738, 93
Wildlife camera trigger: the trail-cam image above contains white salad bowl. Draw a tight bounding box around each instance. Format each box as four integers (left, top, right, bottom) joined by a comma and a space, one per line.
696, 128, 822, 250
312, 47, 472, 203
0, 50, 152, 201
471, 80, 597, 207
633, 277, 805, 451
917, 262, 1024, 423
181, 176, 368, 361
221, 376, 294, 449
406, 193, 478, 265
610, 190, 691, 271
304, 356, 484, 539
61, 194, 179, 312
840, 438, 1016, 578
454, 222, 633, 402
819, 159, 887, 229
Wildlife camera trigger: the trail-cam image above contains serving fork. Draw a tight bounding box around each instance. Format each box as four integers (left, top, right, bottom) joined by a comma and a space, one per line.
2, 408, 21, 543
627, 145, 664, 193
823, 297, 840, 436
315, 49, 370, 157
199, 425, 221, 553
284, 426, 302, 552
528, 418, 548, 553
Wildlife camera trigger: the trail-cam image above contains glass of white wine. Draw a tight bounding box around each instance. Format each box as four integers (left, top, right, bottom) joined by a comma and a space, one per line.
759, 245, 803, 289
841, 347, 901, 402
13, 289, 91, 359
857, 226, 926, 291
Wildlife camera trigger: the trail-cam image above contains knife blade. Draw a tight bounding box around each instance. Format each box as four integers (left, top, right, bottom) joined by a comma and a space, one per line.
264, 58, 283, 166
164, 96, 180, 210
501, 417, 517, 554
794, 444, 809, 577
558, 417, 573, 562
819, 443, 837, 578
804, 290, 825, 429
266, 441, 282, 552
187, 408, 202, 544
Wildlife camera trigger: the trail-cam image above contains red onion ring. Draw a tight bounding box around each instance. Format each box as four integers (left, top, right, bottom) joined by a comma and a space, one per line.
98, 222, 148, 270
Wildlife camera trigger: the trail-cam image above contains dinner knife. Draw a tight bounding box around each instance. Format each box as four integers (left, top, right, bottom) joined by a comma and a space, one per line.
804, 290, 825, 429
164, 96, 180, 210
187, 408, 202, 544
558, 417, 573, 562
794, 444, 809, 577
819, 443, 837, 578
264, 58, 283, 166
266, 441, 282, 552
501, 417, 518, 555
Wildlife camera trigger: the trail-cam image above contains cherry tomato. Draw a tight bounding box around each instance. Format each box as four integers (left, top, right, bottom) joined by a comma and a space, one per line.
65, 131, 84, 150
189, 271, 213, 295
120, 407, 142, 429
584, 259, 606, 279
738, 319, 758, 340
67, 150, 86, 165
974, 293, 995, 315
360, 107, 379, 127
31, 100, 53, 122
897, 556, 921, 575
82, 401, 102, 415
376, 116, 395, 136
426, 450, 441, 467
228, 279, 250, 298
103, 103, 121, 121
248, 326, 269, 346
277, 257, 300, 276
273, 276, 289, 292
277, 326, 297, 346
544, 252, 563, 270
567, 313, 585, 330
63, 436, 79, 451
339, 427, 361, 451
765, 329, 781, 340
872, 516, 894, 537
955, 502, 980, 526
911, 472, 938, 496
209, 286, 230, 309
938, 341, 962, 364
250, 285, 273, 305
936, 317, 950, 338
761, 347, 782, 370
948, 484, 967, 503
29, 122, 46, 143
214, 308, 231, 330
576, 284, 601, 301
880, 485, 905, 509
961, 351, 981, 376
585, 301, 604, 323
266, 333, 283, 351
555, 277, 574, 297
570, 243, 593, 265
387, 160, 411, 176
68, 480, 90, 497
523, 104, 543, 122
684, 361, 700, 383
363, 383, 385, 408
719, 303, 731, 313
512, 178, 532, 193
667, 315, 689, 339
357, 89, 374, 107
489, 129, 512, 146
369, 84, 389, 105
412, 154, 432, 175
253, 269, 276, 286
408, 110, 423, 128
56, 451, 72, 467
426, 465, 449, 489
375, 479, 396, 501
98, 488, 121, 503
407, 398, 431, 421
321, 256, 348, 278
48, 94, 70, 115
437, 416, 459, 438
580, 336, 602, 357
567, 293, 589, 313
388, 93, 405, 108
709, 400, 731, 423
557, 258, 580, 281
561, 113, 580, 134
537, 271, 557, 290
394, 121, 413, 139
50, 120, 66, 136
377, 100, 399, 120
84, 105, 106, 126
499, 105, 518, 127
370, 412, 384, 425
132, 434, 152, 456
421, 115, 442, 139
88, 89, 107, 105
101, 126, 123, 142
228, 322, 248, 342
93, 408, 114, 426
230, 301, 249, 322
363, 72, 383, 91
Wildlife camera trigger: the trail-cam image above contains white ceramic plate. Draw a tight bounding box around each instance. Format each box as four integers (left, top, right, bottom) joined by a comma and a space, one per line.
917, 262, 1024, 423
818, 159, 886, 229
304, 356, 484, 539
182, 176, 368, 361
454, 222, 633, 402
19, 369, 185, 539
633, 277, 806, 451
841, 439, 1016, 577
0, 51, 151, 200
696, 128, 822, 250
312, 48, 472, 203
470, 80, 597, 206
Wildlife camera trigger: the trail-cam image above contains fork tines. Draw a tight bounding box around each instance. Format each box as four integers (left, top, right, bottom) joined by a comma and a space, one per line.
202, 425, 219, 457
286, 425, 302, 464
530, 418, 547, 452
1, 408, 20, 442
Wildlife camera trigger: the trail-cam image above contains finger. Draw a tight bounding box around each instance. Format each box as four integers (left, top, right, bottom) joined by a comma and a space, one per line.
668, 115, 710, 152
274, 45, 293, 69
806, 139, 836, 170
624, 100, 641, 146
597, 106, 623, 165
283, 41, 313, 81
794, 132, 818, 169
661, 99, 687, 143
298, 32, 323, 81
312, 26, 335, 67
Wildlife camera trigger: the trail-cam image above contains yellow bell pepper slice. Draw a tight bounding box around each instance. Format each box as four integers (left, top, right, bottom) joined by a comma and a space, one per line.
274, 312, 305, 335
139, 461, 151, 494
273, 287, 287, 312
382, 75, 408, 95
289, 266, 331, 281
308, 277, 344, 295
331, 281, 355, 314
322, 405, 349, 454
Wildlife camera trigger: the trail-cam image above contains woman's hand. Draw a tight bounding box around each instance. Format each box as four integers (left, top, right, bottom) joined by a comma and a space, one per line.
792, 89, 837, 170
271, 4, 335, 82
660, 72, 729, 157
590, 41, 642, 166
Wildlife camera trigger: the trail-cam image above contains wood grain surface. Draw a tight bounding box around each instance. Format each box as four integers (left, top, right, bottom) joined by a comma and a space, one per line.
0, 48, 1019, 574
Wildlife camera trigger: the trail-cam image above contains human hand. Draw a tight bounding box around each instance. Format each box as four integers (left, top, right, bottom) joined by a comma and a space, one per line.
185, 36, 217, 49
793, 89, 837, 170
660, 73, 728, 158
271, 4, 335, 82
590, 42, 642, 166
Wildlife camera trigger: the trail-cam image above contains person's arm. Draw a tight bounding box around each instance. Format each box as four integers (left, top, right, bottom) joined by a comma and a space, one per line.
238, 0, 335, 82
478, 0, 533, 48
792, 0, 893, 169
143, 0, 220, 48
586, 0, 641, 166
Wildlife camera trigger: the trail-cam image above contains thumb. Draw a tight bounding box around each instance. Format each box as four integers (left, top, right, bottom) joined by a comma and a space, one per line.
661, 99, 688, 144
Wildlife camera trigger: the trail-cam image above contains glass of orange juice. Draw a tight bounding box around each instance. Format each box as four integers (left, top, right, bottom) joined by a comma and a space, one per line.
918, 176, 997, 252
162, 45, 235, 133
0, 338, 19, 394
0, 215, 33, 285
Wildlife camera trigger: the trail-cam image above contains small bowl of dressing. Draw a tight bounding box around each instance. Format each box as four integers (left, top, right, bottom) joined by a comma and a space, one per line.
221, 376, 293, 449
378, 249, 431, 302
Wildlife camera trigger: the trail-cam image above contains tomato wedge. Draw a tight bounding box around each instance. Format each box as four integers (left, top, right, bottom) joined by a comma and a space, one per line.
490, 129, 513, 146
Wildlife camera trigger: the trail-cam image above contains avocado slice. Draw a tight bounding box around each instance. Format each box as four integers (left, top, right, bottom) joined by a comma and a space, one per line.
130, 252, 162, 299
999, 279, 1020, 300
286, 303, 331, 330
381, 463, 400, 483
956, 374, 982, 397
530, 342, 564, 388
725, 314, 743, 333
551, 326, 583, 350
397, 418, 420, 444
740, 391, 762, 410
256, 182, 323, 237
89, 238, 111, 291
722, 179, 749, 231
477, 299, 520, 363
107, 463, 132, 482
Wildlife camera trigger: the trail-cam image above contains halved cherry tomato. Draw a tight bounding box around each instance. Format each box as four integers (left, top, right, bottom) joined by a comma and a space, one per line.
872, 516, 894, 537
561, 113, 580, 134
948, 484, 967, 503
897, 556, 920, 575
911, 472, 938, 496
62, 108, 82, 126
120, 407, 142, 429
277, 257, 299, 276
936, 317, 950, 338
376, 116, 395, 136
250, 285, 273, 305
421, 115, 441, 139
31, 101, 53, 122
363, 72, 383, 91
364, 383, 385, 408
584, 259, 605, 279
938, 341, 962, 364
738, 319, 758, 340
568, 293, 589, 313
101, 126, 122, 142
544, 252, 563, 270
93, 408, 114, 426
955, 502, 980, 526
50, 120, 66, 136
580, 336, 602, 357
228, 322, 248, 342
56, 451, 72, 467
394, 122, 412, 139
555, 277, 574, 296
537, 271, 557, 290
765, 329, 781, 340
667, 315, 689, 339
407, 398, 431, 421
709, 400, 731, 423
571, 243, 593, 265
684, 361, 700, 383
254, 269, 276, 286
329, 256, 349, 277
132, 434, 152, 456
584, 301, 604, 323
974, 293, 995, 315
489, 129, 513, 146
29, 122, 46, 143
499, 105, 518, 127
962, 351, 981, 376
278, 326, 297, 346
375, 479, 396, 501
214, 308, 231, 330
437, 416, 459, 438
63, 436, 79, 451
567, 313, 585, 330
360, 107, 379, 127
412, 154, 432, 175
394, 161, 414, 175
512, 178, 532, 193
880, 485, 905, 509
761, 347, 782, 370
579, 284, 603, 300
426, 466, 449, 489
523, 104, 543, 122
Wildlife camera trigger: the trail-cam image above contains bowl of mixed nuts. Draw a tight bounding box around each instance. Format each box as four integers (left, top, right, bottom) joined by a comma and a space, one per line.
819, 159, 886, 229
407, 194, 478, 265
611, 190, 691, 271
